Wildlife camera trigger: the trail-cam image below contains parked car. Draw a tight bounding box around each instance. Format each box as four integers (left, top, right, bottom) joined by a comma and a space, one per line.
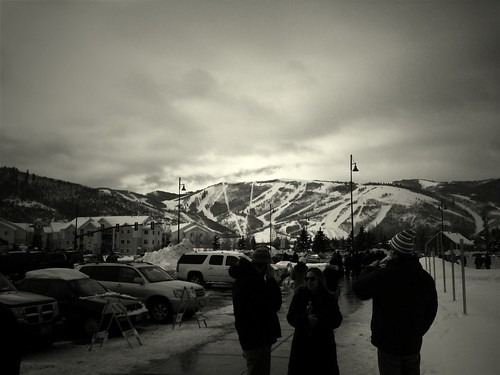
176, 251, 251, 285
76, 262, 208, 323
305, 254, 322, 263
16, 268, 149, 338
0, 250, 74, 283
0, 272, 60, 346
83, 254, 101, 263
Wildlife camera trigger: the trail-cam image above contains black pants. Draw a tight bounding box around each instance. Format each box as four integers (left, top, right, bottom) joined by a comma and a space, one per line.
243, 345, 272, 375
377, 349, 420, 375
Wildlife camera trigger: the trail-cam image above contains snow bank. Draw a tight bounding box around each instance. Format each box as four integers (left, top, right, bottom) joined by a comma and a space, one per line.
141, 239, 194, 271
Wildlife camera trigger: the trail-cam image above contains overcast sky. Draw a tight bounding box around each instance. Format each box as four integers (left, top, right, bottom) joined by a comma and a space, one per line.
1, 0, 498, 194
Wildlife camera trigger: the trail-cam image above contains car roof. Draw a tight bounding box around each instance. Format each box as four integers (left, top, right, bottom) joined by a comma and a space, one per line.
184, 251, 245, 255
25, 268, 90, 281
80, 261, 154, 268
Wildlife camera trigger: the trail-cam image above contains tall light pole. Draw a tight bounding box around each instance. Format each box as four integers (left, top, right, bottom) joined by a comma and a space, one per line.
438, 198, 447, 292
350, 154, 359, 254
269, 204, 273, 248
73, 199, 79, 251
177, 177, 186, 244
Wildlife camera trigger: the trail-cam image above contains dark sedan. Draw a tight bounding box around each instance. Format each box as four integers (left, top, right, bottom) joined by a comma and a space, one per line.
17, 268, 149, 338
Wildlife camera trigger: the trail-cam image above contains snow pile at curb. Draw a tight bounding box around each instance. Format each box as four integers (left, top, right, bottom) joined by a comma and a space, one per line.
142, 239, 193, 271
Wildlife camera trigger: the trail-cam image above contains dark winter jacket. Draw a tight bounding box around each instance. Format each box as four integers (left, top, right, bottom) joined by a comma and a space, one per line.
291, 262, 307, 290
287, 286, 342, 375
353, 255, 438, 356
323, 264, 340, 293
229, 258, 282, 351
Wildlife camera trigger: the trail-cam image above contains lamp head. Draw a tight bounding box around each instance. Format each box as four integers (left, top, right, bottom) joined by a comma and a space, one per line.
181, 184, 186, 191
352, 163, 359, 172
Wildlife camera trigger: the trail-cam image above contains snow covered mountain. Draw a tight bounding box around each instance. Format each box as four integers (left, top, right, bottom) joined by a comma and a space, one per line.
163, 178, 500, 242
1, 166, 498, 243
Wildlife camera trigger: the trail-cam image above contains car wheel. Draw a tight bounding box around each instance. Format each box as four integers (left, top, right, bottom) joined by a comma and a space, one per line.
148, 298, 171, 323
188, 272, 204, 285
82, 317, 100, 338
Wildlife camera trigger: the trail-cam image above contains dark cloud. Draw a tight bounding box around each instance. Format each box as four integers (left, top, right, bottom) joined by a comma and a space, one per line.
1, 1, 498, 193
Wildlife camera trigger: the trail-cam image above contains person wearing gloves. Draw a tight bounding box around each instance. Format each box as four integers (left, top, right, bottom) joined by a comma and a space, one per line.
229, 247, 282, 375
353, 229, 438, 375
287, 267, 343, 375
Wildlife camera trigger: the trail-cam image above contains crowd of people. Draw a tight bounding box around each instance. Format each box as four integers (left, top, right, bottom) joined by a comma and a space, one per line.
230, 229, 438, 375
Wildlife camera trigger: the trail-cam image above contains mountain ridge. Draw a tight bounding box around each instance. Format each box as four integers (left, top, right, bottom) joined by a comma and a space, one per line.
1, 166, 498, 245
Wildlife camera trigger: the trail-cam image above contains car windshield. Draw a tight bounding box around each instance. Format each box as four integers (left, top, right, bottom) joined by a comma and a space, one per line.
71, 278, 108, 297
138, 265, 175, 283
0, 273, 16, 292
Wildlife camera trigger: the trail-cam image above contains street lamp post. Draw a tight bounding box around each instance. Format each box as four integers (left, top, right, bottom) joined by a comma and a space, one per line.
73, 199, 79, 250
269, 204, 273, 248
177, 177, 186, 244
438, 198, 447, 292
350, 154, 359, 254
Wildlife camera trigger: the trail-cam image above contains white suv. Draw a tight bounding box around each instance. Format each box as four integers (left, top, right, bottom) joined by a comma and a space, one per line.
176, 251, 251, 285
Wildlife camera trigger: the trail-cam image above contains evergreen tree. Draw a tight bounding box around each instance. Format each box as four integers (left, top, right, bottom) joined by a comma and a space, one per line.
295, 228, 311, 252
346, 234, 353, 253
312, 227, 330, 253
355, 225, 368, 252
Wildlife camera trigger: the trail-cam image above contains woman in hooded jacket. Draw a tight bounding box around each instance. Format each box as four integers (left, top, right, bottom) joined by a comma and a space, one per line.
287, 267, 343, 375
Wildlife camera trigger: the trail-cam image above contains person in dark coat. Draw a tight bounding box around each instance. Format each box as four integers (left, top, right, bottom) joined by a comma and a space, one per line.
323, 258, 341, 294
484, 254, 492, 269
474, 254, 484, 269
353, 229, 438, 375
287, 267, 343, 375
229, 247, 282, 375
331, 251, 345, 278
351, 251, 363, 279
343, 253, 352, 279
291, 257, 307, 291
106, 251, 119, 263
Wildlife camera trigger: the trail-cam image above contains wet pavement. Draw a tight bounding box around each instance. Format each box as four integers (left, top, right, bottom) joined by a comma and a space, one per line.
108, 279, 360, 375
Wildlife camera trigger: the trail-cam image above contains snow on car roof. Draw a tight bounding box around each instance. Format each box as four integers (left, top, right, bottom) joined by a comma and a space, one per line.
25, 268, 90, 280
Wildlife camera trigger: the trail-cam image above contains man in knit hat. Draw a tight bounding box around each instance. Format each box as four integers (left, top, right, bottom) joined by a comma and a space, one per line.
353, 229, 438, 375
229, 247, 282, 375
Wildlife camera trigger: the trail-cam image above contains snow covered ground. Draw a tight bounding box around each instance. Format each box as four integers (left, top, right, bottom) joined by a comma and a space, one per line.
19, 248, 500, 375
